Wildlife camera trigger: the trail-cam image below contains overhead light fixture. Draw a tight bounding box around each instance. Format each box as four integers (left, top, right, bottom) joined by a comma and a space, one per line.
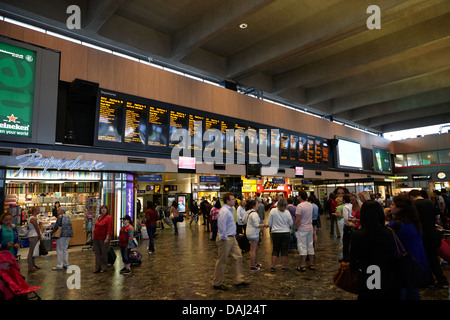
239, 23, 248, 29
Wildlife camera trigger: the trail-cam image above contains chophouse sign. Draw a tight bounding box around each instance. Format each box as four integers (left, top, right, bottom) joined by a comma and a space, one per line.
15, 151, 104, 177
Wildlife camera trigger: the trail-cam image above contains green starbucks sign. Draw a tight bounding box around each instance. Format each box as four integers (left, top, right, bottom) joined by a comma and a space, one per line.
0, 41, 36, 138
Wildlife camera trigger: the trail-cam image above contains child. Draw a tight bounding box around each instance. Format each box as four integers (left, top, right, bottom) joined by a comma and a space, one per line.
119, 215, 135, 275
0, 213, 20, 258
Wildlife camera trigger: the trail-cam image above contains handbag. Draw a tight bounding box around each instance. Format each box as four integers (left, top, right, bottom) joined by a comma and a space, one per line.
39, 240, 48, 256
52, 227, 62, 238
333, 261, 359, 294
387, 226, 430, 288
130, 238, 138, 249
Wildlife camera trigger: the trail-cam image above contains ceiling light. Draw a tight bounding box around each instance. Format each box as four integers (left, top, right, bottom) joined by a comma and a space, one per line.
239, 23, 248, 29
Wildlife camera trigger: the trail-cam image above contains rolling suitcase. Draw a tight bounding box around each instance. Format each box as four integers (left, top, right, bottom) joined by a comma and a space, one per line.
236, 234, 250, 253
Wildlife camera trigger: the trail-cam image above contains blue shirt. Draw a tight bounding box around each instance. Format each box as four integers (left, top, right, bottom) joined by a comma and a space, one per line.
312, 203, 319, 221
217, 204, 236, 240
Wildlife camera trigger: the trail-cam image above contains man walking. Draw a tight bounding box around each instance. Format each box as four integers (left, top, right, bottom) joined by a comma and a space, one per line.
213, 192, 249, 290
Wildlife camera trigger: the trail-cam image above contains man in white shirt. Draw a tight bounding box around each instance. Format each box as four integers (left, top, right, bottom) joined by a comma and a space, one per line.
213, 192, 249, 290
295, 191, 315, 271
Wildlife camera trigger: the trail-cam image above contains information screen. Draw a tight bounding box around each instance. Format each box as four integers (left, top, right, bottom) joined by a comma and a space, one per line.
124, 101, 146, 144
148, 106, 169, 147
94, 87, 336, 169
169, 110, 188, 146
337, 138, 363, 169
97, 95, 124, 142
189, 114, 204, 151
280, 133, 289, 160
0, 41, 36, 138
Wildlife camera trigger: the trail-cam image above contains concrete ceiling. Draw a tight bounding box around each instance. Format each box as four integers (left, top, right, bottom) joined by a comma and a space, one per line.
1, 0, 449, 134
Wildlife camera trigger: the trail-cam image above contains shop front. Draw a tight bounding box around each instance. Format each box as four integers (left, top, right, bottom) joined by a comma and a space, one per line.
1, 150, 164, 247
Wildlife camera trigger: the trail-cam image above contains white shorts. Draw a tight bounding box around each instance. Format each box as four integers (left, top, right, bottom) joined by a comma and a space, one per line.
296, 230, 314, 256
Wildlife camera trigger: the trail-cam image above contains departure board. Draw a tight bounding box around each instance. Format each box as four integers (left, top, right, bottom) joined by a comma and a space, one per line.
235, 123, 246, 156
189, 114, 204, 151
148, 106, 168, 147
205, 118, 221, 153
169, 111, 188, 146
322, 141, 329, 164
280, 133, 289, 160
221, 120, 234, 154
247, 126, 258, 159
95, 87, 332, 168
307, 136, 315, 163
290, 135, 298, 162
314, 138, 322, 164
271, 130, 280, 160
259, 128, 269, 160
97, 95, 124, 142
124, 101, 146, 144
299, 135, 307, 162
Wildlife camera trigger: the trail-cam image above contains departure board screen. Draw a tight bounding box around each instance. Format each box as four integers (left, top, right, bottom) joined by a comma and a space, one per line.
189, 114, 204, 151
314, 138, 322, 164
221, 120, 234, 154
259, 128, 269, 160
124, 101, 146, 144
280, 133, 289, 160
235, 123, 247, 157
169, 111, 188, 146
205, 117, 221, 153
95, 87, 332, 169
290, 135, 298, 162
247, 126, 258, 159
322, 140, 329, 164
148, 106, 169, 147
271, 131, 280, 160
97, 95, 124, 142
299, 135, 307, 162
307, 136, 315, 163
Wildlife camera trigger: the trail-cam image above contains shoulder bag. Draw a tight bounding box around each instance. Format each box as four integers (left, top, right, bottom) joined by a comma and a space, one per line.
386, 225, 430, 288
333, 261, 359, 294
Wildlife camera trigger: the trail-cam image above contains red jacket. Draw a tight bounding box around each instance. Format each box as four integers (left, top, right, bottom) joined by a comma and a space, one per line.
93, 214, 113, 240
145, 209, 159, 227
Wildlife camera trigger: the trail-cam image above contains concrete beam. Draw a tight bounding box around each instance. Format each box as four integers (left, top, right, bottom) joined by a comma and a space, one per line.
83, 0, 127, 32
171, 0, 275, 61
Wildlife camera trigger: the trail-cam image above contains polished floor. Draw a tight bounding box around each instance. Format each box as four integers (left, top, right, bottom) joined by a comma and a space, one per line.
16, 216, 450, 301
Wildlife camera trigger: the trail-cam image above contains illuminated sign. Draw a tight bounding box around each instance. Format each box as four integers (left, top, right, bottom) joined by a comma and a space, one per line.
15, 151, 104, 177
437, 172, 446, 180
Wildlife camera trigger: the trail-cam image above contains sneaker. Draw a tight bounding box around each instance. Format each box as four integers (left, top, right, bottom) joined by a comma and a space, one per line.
255, 263, 262, 268
119, 267, 127, 273
250, 265, 260, 272
122, 269, 131, 275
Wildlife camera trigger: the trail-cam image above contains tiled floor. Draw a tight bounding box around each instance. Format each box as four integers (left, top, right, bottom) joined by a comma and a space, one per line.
16, 216, 450, 301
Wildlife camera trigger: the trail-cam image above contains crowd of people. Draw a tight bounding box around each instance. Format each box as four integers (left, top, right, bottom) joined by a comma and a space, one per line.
0, 187, 448, 300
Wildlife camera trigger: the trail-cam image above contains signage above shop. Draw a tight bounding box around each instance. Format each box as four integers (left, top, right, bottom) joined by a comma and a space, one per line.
138, 174, 163, 182
15, 151, 104, 177
412, 174, 432, 181
200, 175, 220, 183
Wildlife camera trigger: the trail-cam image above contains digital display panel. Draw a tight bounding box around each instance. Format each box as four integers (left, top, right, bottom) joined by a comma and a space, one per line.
280, 133, 289, 160
189, 114, 204, 151
373, 146, 392, 173
148, 106, 168, 147
178, 156, 196, 169
290, 135, 298, 162
0, 41, 36, 138
337, 138, 363, 169
124, 101, 146, 144
169, 110, 188, 147
97, 95, 124, 142
93, 87, 335, 169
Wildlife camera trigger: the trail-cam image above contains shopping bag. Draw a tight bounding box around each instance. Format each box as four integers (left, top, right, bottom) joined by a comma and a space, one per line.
32, 240, 40, 257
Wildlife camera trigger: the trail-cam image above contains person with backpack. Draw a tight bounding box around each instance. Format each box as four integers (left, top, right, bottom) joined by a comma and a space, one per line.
119, 215, 135, 275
